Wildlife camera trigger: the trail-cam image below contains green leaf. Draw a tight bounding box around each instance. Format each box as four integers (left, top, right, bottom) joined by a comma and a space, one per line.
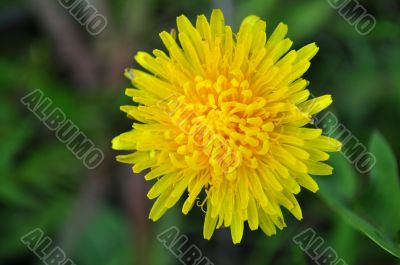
319, 187, 400, 258
329, 217, 358, 265
318, 132, 400, 258
363, 131, 400, 235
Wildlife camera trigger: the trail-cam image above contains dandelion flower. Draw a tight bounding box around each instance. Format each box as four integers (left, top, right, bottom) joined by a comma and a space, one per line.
112, 9, 342, 244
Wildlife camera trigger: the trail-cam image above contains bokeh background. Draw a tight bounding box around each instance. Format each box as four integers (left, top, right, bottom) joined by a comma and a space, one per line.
1, 0, 400, 264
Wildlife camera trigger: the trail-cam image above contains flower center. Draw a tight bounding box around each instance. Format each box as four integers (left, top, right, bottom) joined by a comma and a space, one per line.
165, 75, 275, 180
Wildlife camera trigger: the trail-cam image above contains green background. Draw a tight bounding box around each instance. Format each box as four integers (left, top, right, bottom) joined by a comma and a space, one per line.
1, 0, 399, 264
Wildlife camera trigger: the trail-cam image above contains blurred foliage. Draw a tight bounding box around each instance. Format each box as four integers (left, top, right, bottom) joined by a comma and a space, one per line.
318, 133, 400, 259
1, 0, 399, 264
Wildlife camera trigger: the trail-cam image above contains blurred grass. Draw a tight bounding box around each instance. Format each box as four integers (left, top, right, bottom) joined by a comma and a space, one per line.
1, 0, 399, 264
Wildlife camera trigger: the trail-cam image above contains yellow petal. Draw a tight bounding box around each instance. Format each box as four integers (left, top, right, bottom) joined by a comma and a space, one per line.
204, 201, 218, 240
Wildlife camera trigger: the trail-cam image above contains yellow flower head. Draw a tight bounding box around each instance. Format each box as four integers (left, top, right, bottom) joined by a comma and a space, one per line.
112, 9, 341, 244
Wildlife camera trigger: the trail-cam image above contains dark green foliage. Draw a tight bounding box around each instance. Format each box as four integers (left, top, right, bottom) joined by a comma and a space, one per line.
1, 0, 399, 264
